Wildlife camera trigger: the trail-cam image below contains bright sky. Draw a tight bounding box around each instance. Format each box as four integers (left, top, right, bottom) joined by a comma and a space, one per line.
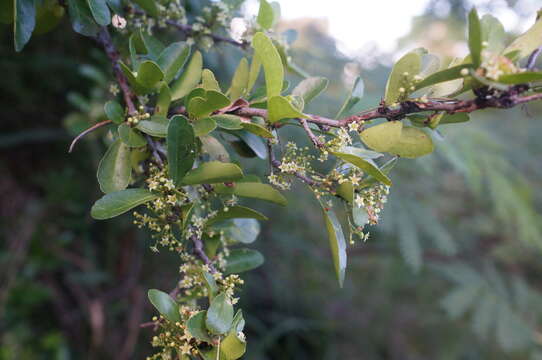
243, 0, 539, 56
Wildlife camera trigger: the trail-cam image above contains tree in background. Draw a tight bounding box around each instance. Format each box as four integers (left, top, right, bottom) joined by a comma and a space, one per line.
2, 0, 542, 359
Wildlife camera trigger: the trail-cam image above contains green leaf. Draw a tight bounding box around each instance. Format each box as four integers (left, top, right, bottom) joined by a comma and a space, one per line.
252, 32, 284, 100
388, 126, 434, 158
193, 117, 217, 137
221, 330, 247, 360
202, 270, 218, 299
206, 293, 234, 335
14, 0, 36, 51
336, 76, 364, 118
360, 121, 403, 152
97, 139, 131, 194
201, 69, 221, 92
480, 14, 506, 54
213, 115, 243, 130
268, 96, 305, 123
247, 56, 261, 94
414, 64, 473, 91
170, 50, 203, 101
67, 0, 99, 37
257, 0, 274, 29
468, 8, 482, 67
188, 90, 231, 119
321, 205, 347, 287
132, 0, 158, 17
231, 131, 267, 159
215, 182, 287, 206
384, 51, 421, 104
136, 60, 164, 90
292, 77, 328, 105
155, 83, 171, 116
440, 113, 470, 125
332, 151, 392, 186
104, 100, 124, 124
352, 205, 369, 228
337, 146, 383, 160
224, 248, 264, 275
231, 309, 245, 333
225, 219, 260, 244
167, 115, 196, 186
148, 289, 180, 322
157, 42, 190, 83
119, 61, 147, 95
138, 29, 164, 60
181, 161, 244, 185
229, 58, 249, 100
503, 16, 542, 59
206, 205, 268, 226
201, 135, 230, 162
498, 72, 542, 84
136, 115, 169, 137
187, 311, 212, 342
91, 188, 158, 219
118, 124, 147, 147
87, 0, 110, 26
241, 122, 273, 138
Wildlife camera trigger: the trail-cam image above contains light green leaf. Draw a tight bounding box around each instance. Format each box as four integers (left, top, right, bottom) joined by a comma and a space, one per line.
228, 58, 249, 100
157, 42, 190, 83
155, 83, 171, 116
247, 56, 261, 94
252, 32, 284, 100
214, 182, 287, 206
268, 95, 305, 123
388, 126, 434, 158
167, 115, 195, 186
91, 188, 158, 219
241, 122, 274, 138
136, 60, 164, 90
360, 121, 403, 152
332, 151, 392, 186
224, 248, 264, 275
188, 90, 231, 119
87, 0, 110, 26
384, 52, 421, 104
118, 124, 147, 147
170, 50, 203, 101
136, 115, 169, 137
336, 76, 364, 118
480, 14, 506, 54
498, 72, 542, 84
206, 293, 234, 335
67, 0, 99, 37
104, 100, 124, 124
468, 8, 482, 67
97, 139, 131, 194
257, 0, 274, 29
414, 64, 473, 91
352, 205, 369, 228
221, 330, 247, 360
202, 270, 218, 299
213, 115, 243, 130
119, 61, 147, 94
201, 135, 230, 162
440, 113, 469, 125
503, 16, 542, 59
181, 161, 244, 185
138, 29, 164, 59
292, 77, 328, 105
193, 117, 217, 137
337, 146, 383, 160
201, 69, 221, 92
206, 206, 268, 226
321, 205, 347, 287
148, 289, 180, 322
187, 311, 212, 342
225, 219, 260, 244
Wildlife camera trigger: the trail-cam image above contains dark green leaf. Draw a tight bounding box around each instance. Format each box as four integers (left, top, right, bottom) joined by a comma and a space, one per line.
224, 248, 264, 275
321, 205, 347, 287
118, 124, 147, 147
136, 60, 164, 90
332, 151, 392, 186
155, 83, 171, 116
14, 0, 36, 51
97, 139, 131, 193
181, 161, 244, 185
214, 182, 287, 206
206, 205, 268, 226
67, 0, 99, 37
157, 42, 190, 83
104, 100, 124, 124
167, 115, 195, 186
234, 130, 267, 159
132, 0, 158, 17
91, 188, 158, 219
136, 115, 169, 137
170, 50, 203, 101
213, 115, 243, 130
241, 122, 273, 138
187, 311, 212, 342
468, 8, 482, 67
148, 289, 180, 322
205, 293, 234, 335
87, 0, 110, 26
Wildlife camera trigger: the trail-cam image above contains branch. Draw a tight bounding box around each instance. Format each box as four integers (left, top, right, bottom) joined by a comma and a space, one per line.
68, 120, 112, 153
190, 233, 216, 273
165, 19, 248, 49
95, 27, 137, 115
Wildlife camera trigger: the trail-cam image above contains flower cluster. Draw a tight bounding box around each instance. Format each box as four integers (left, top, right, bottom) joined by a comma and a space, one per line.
269, 142, 316, 190
354, 184, 390, 225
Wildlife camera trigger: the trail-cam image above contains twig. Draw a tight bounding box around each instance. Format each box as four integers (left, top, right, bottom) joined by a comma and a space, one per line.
68, 120, 112, 153
270, 159, 318, 187
300, 118, 324, 148
527, 46, 542, 70
145, 135, 164, 166
95, 27, 137, 115
165, 19, 248, 49
190, 233, 216, 273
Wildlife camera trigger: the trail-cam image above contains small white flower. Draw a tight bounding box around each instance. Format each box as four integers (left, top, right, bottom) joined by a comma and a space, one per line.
112, 14, 127, 29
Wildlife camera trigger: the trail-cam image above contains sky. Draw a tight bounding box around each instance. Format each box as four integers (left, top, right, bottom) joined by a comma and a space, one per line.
243, 0, 539, 56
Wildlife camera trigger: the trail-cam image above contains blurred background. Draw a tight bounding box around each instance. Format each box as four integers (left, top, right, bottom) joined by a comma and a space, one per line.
2, 0, 542, 359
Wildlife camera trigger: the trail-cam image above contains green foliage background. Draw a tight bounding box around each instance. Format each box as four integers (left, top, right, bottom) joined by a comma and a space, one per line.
2, 0, 542, 359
